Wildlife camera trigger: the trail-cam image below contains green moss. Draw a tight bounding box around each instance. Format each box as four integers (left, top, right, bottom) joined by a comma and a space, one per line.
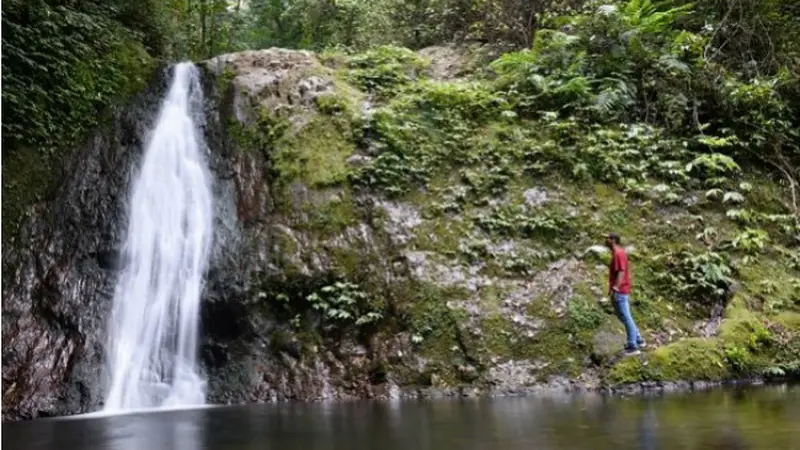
275, 117, 355, 188
609, 338, 729, 384
674, 341, 726, 376
229, 108, 291, 157
525, 327, 586, 379
479, 315, 515, 357
315, 93, 350, 115
302, 191, 360, 237
738, 257, 798, 312
719, 301, 767, 344
328, 247, 366, 280
774, 311, 800, 330
608, 356, 649, 384
228, 105, 358, 206
491, 297, 593, 378
345, 45, 429, 98
411, 216, 467, 257
2, 147, 60, 241
403, 283, 470, 368
320, 77, 365, 115
478, 313, 527, 361
607, 296, 798, 385
269, 227, 306, 277
217, 66, 237, 98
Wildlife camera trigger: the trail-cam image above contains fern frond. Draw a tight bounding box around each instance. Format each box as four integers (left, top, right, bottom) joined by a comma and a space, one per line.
592, 77, 637, 116
658, 54, 691, 74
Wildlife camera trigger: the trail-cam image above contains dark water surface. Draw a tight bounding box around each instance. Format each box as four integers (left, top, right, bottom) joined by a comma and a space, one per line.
4, 384, 799, 450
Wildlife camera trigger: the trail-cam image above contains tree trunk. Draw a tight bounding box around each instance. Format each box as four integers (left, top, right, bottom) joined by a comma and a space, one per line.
525, 0, 539, 48
200, 0, 207, 58
484, 0, 493, 41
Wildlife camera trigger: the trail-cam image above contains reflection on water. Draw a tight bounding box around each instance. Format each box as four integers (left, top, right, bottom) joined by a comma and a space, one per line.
3, 385, 799, 450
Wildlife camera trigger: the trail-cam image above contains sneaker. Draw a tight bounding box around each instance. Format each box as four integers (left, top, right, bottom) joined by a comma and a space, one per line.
637, 340, 647, 349
623, 346, 641, 356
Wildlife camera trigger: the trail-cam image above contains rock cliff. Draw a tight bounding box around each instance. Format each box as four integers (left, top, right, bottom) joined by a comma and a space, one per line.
3, 46, 799, 421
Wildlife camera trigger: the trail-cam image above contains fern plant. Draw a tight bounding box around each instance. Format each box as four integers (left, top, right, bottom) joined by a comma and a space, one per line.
731, 228, 770, 253
592, 76, 637, 119
306, 281, 384, 327
656, 250, 734, 307
620, 0, 695, 35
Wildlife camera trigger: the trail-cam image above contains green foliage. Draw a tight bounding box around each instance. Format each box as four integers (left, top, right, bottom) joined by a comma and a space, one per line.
185, 0, 251, 58
730, 229, 770, 254
557, 122, 690, 190
616, 0, 695, 35
346, 46, 428, 97
655, 250, 734, 307
315, 93, 350, 115
307, 281, 384, 326
350, 81, 503, 196
691, 0, 800, 75
723, 343, 755, 373
473, 204, 573, 241
685, 153, 740, 180
401, 81, 509, 121
258, 275, 385, 340
566, 298, 605, 332
486, 0, 798, 185
491, 31, 595, 116
490, 0, 695, 122
2, 0, 159, 240
229, 0, 589, 51
2, 2, 156, 152
244, 0, 400, 52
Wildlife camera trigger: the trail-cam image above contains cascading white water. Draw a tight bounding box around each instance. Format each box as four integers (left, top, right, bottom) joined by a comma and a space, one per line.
103, 62, 213, 413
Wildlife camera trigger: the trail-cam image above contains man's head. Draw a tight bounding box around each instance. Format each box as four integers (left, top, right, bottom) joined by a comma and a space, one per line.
605, 232, 621, 249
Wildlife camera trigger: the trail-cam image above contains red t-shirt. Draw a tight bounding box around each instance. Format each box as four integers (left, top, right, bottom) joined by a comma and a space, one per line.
609, 246, 632, 295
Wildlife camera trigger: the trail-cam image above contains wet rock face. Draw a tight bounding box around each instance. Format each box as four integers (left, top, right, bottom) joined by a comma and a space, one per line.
1, 72, 171, 420
0, 63, 271, 420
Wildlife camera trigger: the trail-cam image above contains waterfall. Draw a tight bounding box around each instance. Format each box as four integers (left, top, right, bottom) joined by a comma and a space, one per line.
103, 62, 213, 412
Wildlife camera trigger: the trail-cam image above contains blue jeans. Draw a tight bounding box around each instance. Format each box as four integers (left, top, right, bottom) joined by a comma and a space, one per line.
613, 293, 643, 349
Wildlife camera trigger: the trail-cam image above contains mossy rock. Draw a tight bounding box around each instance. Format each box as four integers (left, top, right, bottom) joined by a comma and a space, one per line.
274, 117, 356, 188
609, 338, 729, 384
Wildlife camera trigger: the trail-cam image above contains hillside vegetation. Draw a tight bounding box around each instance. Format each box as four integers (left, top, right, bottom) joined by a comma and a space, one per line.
209, 1, 800, 388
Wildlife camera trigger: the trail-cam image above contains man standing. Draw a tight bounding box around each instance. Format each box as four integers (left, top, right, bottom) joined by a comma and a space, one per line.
606, 232, 646, 355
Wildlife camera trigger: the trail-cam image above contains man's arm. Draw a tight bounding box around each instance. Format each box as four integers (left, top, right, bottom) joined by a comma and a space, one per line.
612, 270, 623, 292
